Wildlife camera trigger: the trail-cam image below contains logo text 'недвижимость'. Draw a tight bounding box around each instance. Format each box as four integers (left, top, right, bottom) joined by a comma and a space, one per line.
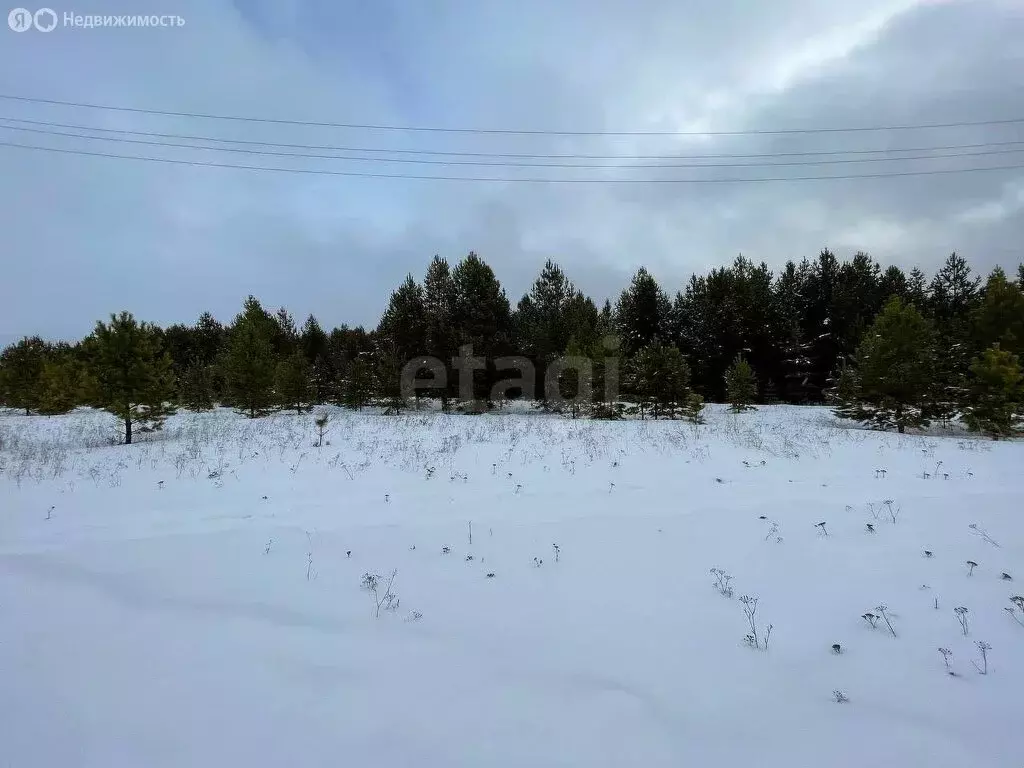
8, 8, 184, 31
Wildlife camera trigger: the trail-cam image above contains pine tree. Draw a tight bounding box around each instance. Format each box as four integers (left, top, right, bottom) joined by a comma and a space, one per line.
451, 252, 512, 403
626, 342, 693, 420
377, 275, 428, 405
273, 307, 299, 358
342, 351, 373, 410
225, 297, 278, 418
962, 345, 1023, 439
275, 351, 312, 412
179, 357, 215, 411
37, 358, 86, 415
780, 325, 816, 403
854, 297, 936, 434
301, 315, 334, 404
0, 336, 46, 413
828, 360, 867, 422
725, 354, 757, 412
615, 267, 671, 357
553, 336, 591, 419
423, 256, 457, 409
89, 312, 176, 444
972, 267, 1024, 359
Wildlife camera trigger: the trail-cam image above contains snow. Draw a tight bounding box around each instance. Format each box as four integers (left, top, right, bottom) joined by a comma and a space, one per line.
2, 405, 1023, 767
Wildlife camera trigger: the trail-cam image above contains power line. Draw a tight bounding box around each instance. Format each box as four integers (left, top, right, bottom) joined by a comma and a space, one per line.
2, 116, 1022, 162
2, 93, 1023, 137
4, 139, 1023, 183
5, 122, 1024, 169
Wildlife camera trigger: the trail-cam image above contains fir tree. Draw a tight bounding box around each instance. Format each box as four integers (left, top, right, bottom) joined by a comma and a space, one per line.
275, 351, 312, 412
962, 345, 1023, 439
0, 336, 46, 413
89, 312, 176, 444
725, 355, 757, 412
225, 297, 278, 418
854, 297, 936, 434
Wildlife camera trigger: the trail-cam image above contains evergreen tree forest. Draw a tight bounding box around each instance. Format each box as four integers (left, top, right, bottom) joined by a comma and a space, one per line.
2, 250, 1023, 439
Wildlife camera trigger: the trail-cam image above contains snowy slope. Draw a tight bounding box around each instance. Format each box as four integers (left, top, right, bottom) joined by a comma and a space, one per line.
1, 405, 1022, 768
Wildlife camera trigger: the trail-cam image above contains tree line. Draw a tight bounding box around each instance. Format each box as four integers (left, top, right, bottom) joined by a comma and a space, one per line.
1, 249, 1022, 442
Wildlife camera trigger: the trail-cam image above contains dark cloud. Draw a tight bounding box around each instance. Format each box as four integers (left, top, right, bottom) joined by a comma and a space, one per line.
0, 0, 1020, 348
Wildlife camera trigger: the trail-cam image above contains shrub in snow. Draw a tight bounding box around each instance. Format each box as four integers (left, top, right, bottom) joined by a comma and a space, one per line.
361, 570, 399, 618
1007, 596, 1024, 627
938, 648, 955, 676
875, 605, 897, 637
862, 612, 879, 629
710, 568, 734, 598
954, 606, 970, 635
833, 690, 849, 703
739, 595, 772, 650
972, 641, 991, 675
966, 560, 978, 576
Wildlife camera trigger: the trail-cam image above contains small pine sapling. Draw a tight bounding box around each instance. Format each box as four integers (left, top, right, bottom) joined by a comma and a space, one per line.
972, 641, 991, 675
923, 550, 933, 558
314, 412, 330, 447
865, 523, 875, 533
831, 643, 842, 654
954, 606, 970, 635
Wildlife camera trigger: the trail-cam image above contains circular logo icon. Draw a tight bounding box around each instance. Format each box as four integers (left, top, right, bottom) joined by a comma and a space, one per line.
34, 7, 56, 31
8, 7, 33, 31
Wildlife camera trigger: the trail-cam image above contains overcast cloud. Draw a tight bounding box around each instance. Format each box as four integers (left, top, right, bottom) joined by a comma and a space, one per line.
1, 0, 1022, 345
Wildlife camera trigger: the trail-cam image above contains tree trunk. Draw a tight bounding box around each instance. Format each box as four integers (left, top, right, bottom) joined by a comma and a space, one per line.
125, 413, 133, 445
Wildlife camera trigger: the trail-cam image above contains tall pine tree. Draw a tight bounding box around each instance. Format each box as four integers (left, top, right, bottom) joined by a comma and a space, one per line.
0, 336, 47, 413
849, 297, 936, 434
226, 297, 278, 418
89, 312, 176, 444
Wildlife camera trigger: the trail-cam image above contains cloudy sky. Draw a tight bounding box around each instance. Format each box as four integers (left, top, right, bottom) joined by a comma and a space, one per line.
1, 0, 1022, 345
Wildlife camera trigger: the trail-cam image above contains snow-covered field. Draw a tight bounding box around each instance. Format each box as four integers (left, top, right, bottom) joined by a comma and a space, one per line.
2, 405, 1022, 767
